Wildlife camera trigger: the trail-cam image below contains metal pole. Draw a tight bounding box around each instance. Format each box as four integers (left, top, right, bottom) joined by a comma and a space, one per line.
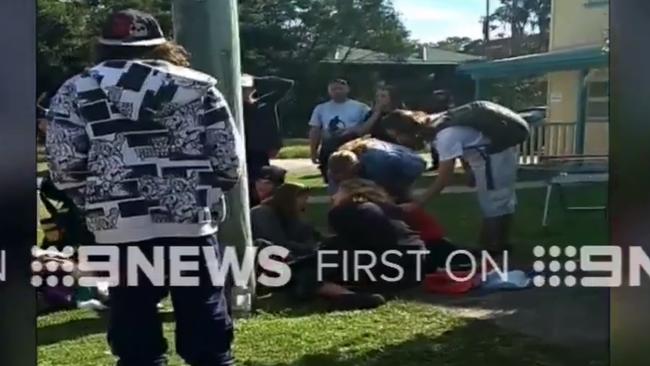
485, 0, 490, 57
171, 0, 254, 315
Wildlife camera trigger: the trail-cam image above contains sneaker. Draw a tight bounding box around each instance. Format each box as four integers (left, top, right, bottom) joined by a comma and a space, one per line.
329, 293, 386, 311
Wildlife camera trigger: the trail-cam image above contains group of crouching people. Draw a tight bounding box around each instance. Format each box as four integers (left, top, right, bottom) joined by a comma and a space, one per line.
249, 83, 523, 310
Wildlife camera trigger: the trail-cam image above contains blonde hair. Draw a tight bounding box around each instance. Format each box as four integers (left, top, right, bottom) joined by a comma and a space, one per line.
338, 179, 393, 205
339, 137, 374, 155
328, 150, 360, 177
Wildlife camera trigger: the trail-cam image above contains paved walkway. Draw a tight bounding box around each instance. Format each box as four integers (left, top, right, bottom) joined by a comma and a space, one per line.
306, 180, 547, 204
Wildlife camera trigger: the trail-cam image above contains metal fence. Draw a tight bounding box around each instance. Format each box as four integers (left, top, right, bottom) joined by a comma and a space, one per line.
519, 122, 578, 165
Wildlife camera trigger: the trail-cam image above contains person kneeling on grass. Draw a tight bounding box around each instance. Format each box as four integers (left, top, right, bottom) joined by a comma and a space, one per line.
251, 183, 321, 258
326, 154, 483, 271
249, 165, 287, 208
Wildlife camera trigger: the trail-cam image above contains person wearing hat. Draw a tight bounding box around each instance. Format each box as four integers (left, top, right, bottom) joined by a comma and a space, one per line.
241, 73, 294, 182
308, 79, 370, 191
45, 9, 240, 366
249, 165, 287, 208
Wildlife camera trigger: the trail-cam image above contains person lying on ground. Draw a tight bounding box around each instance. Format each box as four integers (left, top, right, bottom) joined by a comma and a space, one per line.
251, 183, 320, 258
249, 165, 287, 208
317, 179, 428, 294
381, 109, 518, 252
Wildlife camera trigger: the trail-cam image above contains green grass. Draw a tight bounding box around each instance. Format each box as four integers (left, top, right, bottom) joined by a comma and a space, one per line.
303, 183, 608, 260
276, 139, 310, 159
36, 145, 608, 365
37, 301, 605, 366
277, 145, 311, 159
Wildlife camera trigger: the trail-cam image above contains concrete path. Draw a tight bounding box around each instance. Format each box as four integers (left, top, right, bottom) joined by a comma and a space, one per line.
306, 180, 547, 204
405, 285, 609, 348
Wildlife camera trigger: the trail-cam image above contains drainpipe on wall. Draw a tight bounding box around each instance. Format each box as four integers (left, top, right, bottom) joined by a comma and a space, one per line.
576, 69, 590, 155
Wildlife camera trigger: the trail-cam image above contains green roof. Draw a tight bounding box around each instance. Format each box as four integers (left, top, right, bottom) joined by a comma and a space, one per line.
321, 46, 483, 65
457, 45, 608, 79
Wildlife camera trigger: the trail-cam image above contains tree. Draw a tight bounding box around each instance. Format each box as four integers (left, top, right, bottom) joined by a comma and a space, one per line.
37, 0, 414, 136
489, 0, 551, 55
239, 0, 414, 73
433, 37, 474, 53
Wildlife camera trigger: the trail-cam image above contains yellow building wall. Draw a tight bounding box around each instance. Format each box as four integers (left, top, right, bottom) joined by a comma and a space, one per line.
550, 0, 609, 51
584, 123, 608, 155
546, 0, 609, 155
547, 71, 579, 123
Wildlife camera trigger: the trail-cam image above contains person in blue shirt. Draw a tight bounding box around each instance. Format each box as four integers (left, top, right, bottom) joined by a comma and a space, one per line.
308, 79, 370, 189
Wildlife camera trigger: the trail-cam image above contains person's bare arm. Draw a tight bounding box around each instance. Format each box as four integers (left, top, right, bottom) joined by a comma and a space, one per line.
354, 108, 383, 136
403, 159, 455, 211
309, 126, 322, 164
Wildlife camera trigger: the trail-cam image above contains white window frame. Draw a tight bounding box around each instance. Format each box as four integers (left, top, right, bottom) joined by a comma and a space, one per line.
586, 80, 609, 122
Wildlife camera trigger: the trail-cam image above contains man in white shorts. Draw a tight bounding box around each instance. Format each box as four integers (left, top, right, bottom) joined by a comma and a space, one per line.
404, 125, 518, 251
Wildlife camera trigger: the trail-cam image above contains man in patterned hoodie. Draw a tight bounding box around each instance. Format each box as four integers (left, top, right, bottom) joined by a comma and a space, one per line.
46, 9, 241, 366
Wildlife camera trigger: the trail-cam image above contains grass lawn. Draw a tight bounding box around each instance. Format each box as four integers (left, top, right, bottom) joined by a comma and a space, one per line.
36, 176, 607, 365
277, 138, 310, 159
36, 143, 607, 365
38, 301, 604, 366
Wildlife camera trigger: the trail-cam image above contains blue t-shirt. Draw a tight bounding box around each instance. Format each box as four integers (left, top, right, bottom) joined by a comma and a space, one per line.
309, 99, 370, 137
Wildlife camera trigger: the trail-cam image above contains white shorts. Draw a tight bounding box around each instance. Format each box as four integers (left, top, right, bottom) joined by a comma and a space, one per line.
470, 147, 518, 218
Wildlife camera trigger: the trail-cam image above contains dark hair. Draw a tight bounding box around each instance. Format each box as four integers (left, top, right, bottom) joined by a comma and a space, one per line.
329, 78, 349, 86
377, 85, 406, 110
94, 41, 191, 67
264, 183, 310, 229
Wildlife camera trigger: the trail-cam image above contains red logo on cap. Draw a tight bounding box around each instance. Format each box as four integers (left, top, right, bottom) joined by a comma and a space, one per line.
111, 14, 133, 38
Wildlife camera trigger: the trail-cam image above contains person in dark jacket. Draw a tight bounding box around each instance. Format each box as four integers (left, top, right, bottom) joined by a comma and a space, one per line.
322, 179, 428, 294
242, 73, 294, 181
364, 85, 405, 143
249, 165, 287, 208
250, 183, 320, 258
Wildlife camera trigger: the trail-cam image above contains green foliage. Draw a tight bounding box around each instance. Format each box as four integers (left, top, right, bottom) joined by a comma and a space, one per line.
38, 0, 414, 137
433, 37, 475, 53
489, 0, 551, 55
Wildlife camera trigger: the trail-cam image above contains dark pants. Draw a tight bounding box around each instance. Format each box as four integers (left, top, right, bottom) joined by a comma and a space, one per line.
247, 150, 271, 207
430, 146, 440, 170
247, 150, 270, 181
107, 236, 234, 366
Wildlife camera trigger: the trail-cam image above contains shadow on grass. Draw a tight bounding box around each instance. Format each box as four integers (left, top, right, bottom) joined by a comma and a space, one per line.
38, 311, 176, 346
247, 319, 607, 366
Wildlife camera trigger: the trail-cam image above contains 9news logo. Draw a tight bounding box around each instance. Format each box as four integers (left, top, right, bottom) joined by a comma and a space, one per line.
531, 245, 650, 287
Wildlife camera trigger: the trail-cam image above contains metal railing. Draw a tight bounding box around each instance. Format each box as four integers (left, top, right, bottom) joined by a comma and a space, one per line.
519, 122, 578, 165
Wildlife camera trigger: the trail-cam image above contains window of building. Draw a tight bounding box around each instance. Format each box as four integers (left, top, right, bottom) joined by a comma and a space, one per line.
586, 80, 609, 121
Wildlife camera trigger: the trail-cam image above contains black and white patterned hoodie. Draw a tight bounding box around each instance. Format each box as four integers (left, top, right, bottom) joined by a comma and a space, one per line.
46, 60, 243, 244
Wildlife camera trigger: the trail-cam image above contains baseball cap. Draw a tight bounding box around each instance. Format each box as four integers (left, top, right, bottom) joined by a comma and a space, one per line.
98, 9, 167, 47
258, 166, 287, 186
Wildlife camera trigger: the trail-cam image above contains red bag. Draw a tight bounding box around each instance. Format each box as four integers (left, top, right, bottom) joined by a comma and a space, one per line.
404, 207, 445, 243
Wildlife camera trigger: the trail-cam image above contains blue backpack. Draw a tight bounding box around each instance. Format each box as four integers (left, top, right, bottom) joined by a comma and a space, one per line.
357, 139, 426, 195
